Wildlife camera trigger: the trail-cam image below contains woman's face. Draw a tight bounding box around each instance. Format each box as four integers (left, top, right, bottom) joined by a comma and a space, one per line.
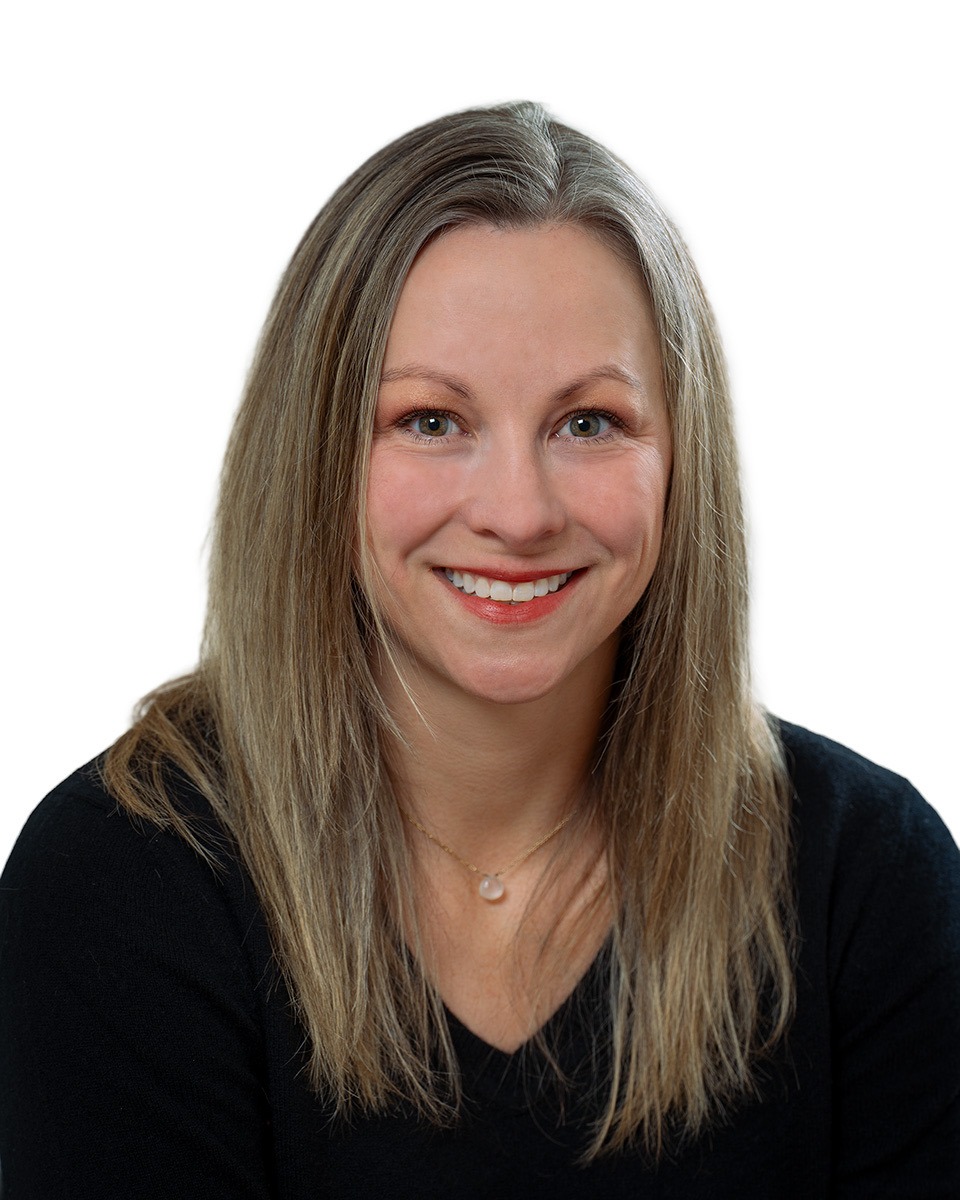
366, 222, 672, 707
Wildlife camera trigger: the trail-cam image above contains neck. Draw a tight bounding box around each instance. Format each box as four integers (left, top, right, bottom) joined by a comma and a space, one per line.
377, 648, 614, 860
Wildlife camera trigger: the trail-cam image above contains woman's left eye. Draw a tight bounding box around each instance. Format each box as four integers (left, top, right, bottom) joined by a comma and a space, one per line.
561, 412, 614, 439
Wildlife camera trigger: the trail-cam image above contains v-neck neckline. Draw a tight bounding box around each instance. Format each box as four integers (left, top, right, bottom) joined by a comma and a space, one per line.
438, 937, 611, 1118
443, 934, 611, 1061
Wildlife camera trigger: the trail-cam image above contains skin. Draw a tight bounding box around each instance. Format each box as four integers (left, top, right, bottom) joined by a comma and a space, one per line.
365, 222, 672, 1049
368, 222, 671, 708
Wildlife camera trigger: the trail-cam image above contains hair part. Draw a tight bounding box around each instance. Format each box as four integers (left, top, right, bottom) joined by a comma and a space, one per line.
105, 101, 795, 1159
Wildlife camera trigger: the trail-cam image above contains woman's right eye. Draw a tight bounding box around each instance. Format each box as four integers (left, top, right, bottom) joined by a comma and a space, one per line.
402, 411, 461, 439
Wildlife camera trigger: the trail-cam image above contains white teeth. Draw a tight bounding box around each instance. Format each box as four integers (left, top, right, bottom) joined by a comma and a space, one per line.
443, 570, 572, 603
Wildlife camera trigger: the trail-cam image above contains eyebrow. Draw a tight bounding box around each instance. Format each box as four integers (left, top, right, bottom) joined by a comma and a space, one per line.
379, 366, 474, 400
379, 364, 647, 402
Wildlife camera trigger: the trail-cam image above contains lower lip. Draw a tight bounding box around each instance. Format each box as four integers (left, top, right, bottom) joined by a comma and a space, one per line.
436, 569, 584, 625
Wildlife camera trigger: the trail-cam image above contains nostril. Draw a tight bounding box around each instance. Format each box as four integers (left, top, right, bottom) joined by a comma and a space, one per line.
463, 471, 566, 546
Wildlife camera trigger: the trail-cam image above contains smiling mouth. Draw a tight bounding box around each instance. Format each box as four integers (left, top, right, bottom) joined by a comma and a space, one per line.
443, 568, 574, 604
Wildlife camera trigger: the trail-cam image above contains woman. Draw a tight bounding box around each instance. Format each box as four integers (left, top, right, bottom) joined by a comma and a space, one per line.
1, 102, 957, 1197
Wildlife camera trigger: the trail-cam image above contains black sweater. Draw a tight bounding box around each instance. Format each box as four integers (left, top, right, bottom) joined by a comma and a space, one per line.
2, 722, 959, 1198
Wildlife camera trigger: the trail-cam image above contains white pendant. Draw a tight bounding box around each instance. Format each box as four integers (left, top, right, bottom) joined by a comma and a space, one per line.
478, 874, 505, 902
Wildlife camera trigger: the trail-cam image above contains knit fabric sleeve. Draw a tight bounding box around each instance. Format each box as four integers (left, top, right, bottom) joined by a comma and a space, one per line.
0, 762, 275, 1199
784, 723, 960, 1199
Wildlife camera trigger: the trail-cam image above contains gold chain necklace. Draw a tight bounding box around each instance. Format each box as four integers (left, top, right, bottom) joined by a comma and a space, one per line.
401, 808, 575, 902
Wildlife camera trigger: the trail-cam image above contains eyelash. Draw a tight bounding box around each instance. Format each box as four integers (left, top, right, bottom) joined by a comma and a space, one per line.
395, 408, 626, 444
561, 409, 624, 442
397, 409, 465, 444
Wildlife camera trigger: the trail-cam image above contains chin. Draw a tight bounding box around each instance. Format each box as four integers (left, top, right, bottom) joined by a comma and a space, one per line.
450, 658, 582, 708
469, 681, 560, 707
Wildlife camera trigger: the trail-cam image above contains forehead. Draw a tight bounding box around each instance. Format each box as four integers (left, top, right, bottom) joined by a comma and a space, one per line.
383, 222, 659, 392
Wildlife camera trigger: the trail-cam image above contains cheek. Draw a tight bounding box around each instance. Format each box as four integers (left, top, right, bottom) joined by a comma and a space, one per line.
567, 453, 670, 553
365, 450, 459, 561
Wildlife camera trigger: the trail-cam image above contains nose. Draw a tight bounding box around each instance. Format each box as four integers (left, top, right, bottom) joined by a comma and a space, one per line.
461, 438, 566, 547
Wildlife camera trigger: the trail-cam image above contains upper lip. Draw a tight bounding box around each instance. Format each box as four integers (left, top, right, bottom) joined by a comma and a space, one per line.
439, 565, 581, 583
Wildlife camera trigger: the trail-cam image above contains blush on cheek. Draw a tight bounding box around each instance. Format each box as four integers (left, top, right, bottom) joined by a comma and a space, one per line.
367, 454, 462, 544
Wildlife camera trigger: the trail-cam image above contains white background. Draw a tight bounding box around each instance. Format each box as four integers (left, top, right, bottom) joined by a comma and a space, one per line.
2, 0, 957, 869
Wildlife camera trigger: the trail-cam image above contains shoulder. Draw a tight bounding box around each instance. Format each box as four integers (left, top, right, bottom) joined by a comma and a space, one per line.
777, 722, 960, 1192
1, 761, 280, 1193
777, 715, 958, 954
777, 719, 959, 957
8, 755, 184, 869
777, 718, 958, 887
1, 755, 262, 979
779, 717, 931, 815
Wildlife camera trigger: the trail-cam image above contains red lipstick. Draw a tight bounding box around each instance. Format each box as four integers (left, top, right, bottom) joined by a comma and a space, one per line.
436, 567, 584, 625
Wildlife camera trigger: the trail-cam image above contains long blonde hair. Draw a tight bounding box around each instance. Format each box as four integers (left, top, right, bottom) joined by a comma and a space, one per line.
105, 102, 795, 1158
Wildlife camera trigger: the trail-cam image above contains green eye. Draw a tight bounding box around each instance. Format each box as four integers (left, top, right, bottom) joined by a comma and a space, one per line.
416, 414, 450, 437
567, 413, 608, 438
